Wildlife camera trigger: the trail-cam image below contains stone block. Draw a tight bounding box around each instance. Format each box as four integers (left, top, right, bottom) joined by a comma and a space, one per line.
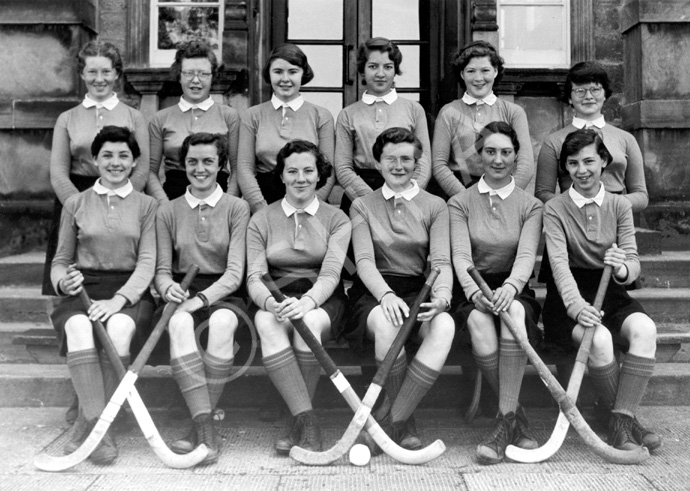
0, 26, 81, 100
0, 130, 53, 198
640, 24, 690, 100
12, 100, 76, 129
634, 128, 690, 201
0, 0, 97, 29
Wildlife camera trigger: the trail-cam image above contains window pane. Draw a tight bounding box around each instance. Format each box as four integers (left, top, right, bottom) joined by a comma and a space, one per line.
302, 92, 343, 121
297, 45, 342, 88
500, 0, 563, 4
288, 0, 343, 40
395, 45, 420, 88
499, 5, 568, 67
157, 7, 220, 50
372, 0, 420, 40
398, 92, 420, 103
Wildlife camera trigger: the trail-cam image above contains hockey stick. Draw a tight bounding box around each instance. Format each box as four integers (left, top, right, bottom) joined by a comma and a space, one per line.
261, 271, 446, 465
34, 266, 205, 471
467, 267, 648, 464
506, 265, 612, 463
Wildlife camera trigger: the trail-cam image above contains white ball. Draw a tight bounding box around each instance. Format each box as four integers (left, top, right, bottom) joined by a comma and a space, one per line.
349, 443, 371, 466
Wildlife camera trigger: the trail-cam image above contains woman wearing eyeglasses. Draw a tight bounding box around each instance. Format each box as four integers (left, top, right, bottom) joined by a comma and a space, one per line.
535, 61, 648, 211
148, 41, 240, 202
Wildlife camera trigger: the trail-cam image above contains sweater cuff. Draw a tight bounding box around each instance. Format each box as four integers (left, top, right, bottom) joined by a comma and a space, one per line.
567, 299, 589, 322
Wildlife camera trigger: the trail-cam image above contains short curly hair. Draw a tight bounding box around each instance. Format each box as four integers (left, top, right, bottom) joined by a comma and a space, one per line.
91, 126, 140, 160
169, 40, 219, 82
372, 127, 422, 163
356, 37, 403, 76
275, 140, 332, 190
77, 40, 124, 76
451, 40, 504, 91
562, 61, 613, 104
475, 121, 520, 156
559, 128, 612, 175
262, 43, 315, 86
179, 132, 228, 170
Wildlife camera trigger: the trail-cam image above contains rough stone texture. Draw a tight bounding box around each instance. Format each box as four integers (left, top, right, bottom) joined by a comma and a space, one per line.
635, 128, 690, 201
0, 131, 53, 197
640, 24, 690, 100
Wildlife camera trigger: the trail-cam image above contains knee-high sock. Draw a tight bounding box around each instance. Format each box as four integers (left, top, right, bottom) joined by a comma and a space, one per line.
613, 354, 655, 417
378, 353, 407, 409
589, 359, 620, 407
203, 351, 234, 410
498, 339, 527, 415
263, 347, 311, 416
171, 351, 211, 419
473, 349, 500, 397
389, 358, 440, 423
295, 349, 321, 402
100, 351, 130, 402
66, 348, 105, 420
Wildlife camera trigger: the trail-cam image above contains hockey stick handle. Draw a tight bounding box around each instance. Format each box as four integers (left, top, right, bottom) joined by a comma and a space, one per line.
572, 265, 612, 372
130, 265, 200, 374
467, 266, 648, 464
79, 290, 127, 379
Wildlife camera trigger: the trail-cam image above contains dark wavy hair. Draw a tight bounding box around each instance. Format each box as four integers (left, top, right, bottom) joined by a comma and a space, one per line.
169, 40, 219, 82
562, 61, 613, 104
275, 140, 331, 190
356, 37, 403, 76
179, 132, 228, 169
372, 127, 422, 162
475, 121, 520, 155
559, 128, 612, 174
262, 43, 315, 86
77, 40, 124, 76
91, 125, 140, 160
451, 40, 504, 91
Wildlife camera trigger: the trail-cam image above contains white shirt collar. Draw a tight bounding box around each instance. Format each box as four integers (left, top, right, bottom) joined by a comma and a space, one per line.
271, 94, 305, 112
381, 180, 420, 201
184, 183, 223, 209
281, 196, 320, 217
82, 93, 119, 110
178, 96, 214, 112
462, 91, 497, 106
477, 176, 515, 199
361, 88, 398, 105
92, 178, 133, 198
568, 183, 606, 208
572, 115, 606, 129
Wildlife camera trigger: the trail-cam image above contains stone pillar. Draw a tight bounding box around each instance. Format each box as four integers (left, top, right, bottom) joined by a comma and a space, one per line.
621, 0, 690, 208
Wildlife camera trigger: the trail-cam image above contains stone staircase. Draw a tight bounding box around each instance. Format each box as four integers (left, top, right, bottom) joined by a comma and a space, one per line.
1, 250, 689, 411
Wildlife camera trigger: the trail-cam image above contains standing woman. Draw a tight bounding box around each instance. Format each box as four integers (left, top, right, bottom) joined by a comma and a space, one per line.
345, 127, 454, 451
335, 37, 431, 214
543, 129, 660, 452
237, 44, 335, 214
45, 40, 149, 295
148, 41, 240, 202
247, 141, 350, 454
50, 126, 157, 465
449, 122, 543, 465
535, 61, 648, 211
432, 41, 533, 199
155, 132, 250, 465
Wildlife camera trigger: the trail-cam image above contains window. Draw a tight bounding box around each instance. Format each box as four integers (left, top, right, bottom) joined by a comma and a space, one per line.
149, 0, 224, 68
497, 0, 570, 68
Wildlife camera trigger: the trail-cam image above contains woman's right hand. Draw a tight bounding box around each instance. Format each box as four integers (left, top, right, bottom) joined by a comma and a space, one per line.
471, 291, 494, 314
60, 264, 84, 296
577, 304, 603, 328
165, 283, 189, 304
380, 293, 410, 327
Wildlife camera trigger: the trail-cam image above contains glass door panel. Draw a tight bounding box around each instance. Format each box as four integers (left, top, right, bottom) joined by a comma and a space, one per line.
372, 0, 420, 40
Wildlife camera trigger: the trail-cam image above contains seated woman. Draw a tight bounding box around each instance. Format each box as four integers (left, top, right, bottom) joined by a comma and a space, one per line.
335, 37, 432, 215
148, 41, 240, 202
246, 141, 351, 454
50, 126, 157, 465
155, 133, 251, 465
448, 122, 543, 465
543, 129, 661, 452
345, 127, 454, 452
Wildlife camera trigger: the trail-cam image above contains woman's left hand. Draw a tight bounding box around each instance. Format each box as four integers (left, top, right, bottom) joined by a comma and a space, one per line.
88, 295, 127, 322
176, 296, 205, 315
604, 243, 627, 279
417, 298, 447, 322
275, 296, 315, 320
491, 285, 517, 314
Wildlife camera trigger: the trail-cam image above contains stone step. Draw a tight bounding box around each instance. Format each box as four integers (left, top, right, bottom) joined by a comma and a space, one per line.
0, 251, 44, 287
1, 362, 688, 409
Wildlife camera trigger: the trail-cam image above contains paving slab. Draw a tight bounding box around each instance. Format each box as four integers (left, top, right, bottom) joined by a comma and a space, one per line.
1, 406, 688, 491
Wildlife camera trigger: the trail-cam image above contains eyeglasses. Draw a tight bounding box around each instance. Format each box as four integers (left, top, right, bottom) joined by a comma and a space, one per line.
571, 86, 603, 98
181, 70, 213, 81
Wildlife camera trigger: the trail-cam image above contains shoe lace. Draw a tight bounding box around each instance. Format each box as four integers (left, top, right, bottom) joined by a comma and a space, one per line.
195, 416, 214, 446
613, 415, 635, 442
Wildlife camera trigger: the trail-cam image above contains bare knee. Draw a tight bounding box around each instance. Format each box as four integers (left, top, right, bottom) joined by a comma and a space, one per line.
209, 309, 239, 343
106, 314, 136, 355
467, 310, 497, 352
623, 313, 657, 357
254, 310, 289, 355
589, 325, 615, 365
64, 315, 94, 351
